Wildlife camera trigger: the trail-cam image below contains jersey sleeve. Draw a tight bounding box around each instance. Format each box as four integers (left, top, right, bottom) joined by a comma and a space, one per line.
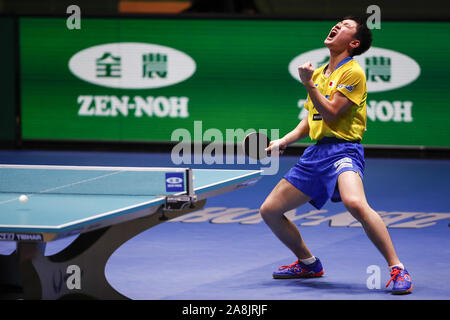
335, 68, 366, 107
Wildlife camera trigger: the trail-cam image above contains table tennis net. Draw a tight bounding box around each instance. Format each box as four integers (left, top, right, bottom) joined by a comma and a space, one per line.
0, 165, 192, 196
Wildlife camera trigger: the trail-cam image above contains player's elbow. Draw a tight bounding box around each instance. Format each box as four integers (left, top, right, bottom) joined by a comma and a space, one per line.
322, 110, 339, 123
322, 103, 347, 122
324, 97, 354, 123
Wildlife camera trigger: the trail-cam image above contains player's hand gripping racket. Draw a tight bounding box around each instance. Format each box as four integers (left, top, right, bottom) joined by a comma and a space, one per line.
243, 132, 286, 160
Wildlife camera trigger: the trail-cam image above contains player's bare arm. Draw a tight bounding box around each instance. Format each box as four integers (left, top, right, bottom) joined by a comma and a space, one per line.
266, 117, 309, 154
298, 62, 354, 123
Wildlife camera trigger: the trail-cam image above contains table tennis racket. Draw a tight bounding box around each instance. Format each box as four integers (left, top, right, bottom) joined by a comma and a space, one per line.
242, 132, 271, 160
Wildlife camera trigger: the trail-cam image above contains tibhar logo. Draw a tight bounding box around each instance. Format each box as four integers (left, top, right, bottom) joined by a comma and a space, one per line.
69, 42, 196, 89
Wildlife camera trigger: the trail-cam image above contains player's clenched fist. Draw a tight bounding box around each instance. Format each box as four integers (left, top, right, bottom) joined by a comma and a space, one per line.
298, 62, 315, 85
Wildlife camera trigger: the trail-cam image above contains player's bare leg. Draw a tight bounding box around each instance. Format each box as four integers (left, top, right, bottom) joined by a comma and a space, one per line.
259, 178, 313, 260
337, 171, 401, 266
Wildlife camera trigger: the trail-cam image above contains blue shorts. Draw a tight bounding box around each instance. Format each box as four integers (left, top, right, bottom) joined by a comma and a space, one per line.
283, 138, 365, 209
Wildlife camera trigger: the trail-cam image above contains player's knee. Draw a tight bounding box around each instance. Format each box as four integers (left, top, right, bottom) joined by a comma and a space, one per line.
342, 196, 367, 220
259, 202, 279, 222
259, 203, 271, 220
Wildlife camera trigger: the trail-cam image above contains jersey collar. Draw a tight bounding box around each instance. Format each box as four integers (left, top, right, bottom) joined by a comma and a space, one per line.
323, 56, 353, 75
336, 56, 353, 69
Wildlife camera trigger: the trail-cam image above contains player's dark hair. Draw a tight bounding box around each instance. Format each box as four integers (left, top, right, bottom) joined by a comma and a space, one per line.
342, 15, 372, 56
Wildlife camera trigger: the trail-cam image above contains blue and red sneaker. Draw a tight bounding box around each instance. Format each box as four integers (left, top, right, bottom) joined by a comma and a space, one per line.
385, 267, 413, 294
273, 258, 324, 279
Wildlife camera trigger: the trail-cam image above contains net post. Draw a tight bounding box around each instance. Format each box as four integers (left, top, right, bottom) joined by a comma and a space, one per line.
186, 168, 194, 197
162, 168, 196, 211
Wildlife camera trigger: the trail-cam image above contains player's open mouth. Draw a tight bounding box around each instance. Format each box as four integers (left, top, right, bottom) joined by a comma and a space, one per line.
327, 29, 338, 40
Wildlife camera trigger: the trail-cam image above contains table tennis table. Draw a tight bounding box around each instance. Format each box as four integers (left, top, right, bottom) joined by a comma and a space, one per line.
0, 164, 262, 300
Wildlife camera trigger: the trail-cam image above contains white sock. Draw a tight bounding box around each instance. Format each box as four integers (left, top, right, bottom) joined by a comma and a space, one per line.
300, 256, 316, 265
389, 263, 405, 271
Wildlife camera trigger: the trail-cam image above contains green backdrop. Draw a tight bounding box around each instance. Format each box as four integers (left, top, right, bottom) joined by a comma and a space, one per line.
20, 18, 450, 147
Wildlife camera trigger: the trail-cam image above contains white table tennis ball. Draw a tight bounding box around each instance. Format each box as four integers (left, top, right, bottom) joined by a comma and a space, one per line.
19, 195, 28, 203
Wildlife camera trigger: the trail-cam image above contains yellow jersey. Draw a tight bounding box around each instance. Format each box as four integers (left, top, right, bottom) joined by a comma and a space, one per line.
304, 57, 367, 141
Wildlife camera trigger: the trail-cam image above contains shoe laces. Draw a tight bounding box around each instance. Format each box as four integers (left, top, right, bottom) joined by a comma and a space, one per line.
385, 267, 404, 287
278, 260, 300, 270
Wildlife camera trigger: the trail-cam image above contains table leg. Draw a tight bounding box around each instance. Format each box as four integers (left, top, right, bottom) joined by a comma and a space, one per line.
0, 199, 206, 299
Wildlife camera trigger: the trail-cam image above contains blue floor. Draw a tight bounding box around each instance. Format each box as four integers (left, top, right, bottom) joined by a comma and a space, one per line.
1, 149, 449, 300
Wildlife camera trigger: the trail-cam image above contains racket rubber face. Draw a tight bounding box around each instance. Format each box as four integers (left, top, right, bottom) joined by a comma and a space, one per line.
243, 132, 270, 160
